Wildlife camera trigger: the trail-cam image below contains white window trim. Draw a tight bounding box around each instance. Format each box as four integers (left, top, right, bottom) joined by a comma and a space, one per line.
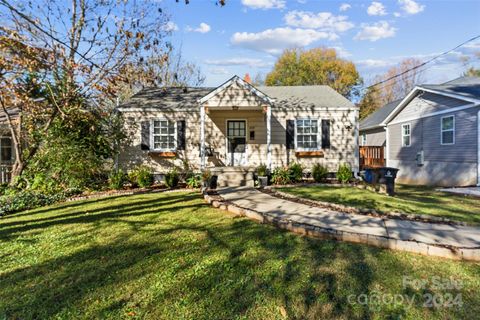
401, 123, 411, 147
294, 118, 321, 151
440, 115, 455, 145
361, 133, 367, 146
150, 119, 177, 151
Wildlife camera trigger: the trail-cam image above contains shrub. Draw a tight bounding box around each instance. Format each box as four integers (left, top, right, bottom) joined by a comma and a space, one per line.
256, 164, 268, 177
164, 169, 179, 188
129, 166, 154, 188
108, 170, 126, 190
186, 173, 201, 189
0, 189, 81, 216
337, 163, 353, 183
288, 162, 303, 182
312, 164, 328, 182
271, 167, 291, 185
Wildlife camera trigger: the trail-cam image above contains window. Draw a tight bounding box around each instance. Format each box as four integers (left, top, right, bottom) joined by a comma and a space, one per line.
0, 137, 12, 163
361, 133, 367, 146
296, 119, 319, 150
152, 120, 176, 150
441, 115, 455, 145
401, 123, 411, 147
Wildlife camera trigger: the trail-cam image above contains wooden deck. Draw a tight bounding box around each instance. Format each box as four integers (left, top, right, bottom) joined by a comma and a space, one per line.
359, 146, 385, 170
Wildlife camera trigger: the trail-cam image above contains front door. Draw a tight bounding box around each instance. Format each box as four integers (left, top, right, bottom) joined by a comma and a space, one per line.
226, 120, 247, 166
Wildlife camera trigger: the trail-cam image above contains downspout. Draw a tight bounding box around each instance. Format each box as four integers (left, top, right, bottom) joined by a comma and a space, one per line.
353, 108, 360, 177
385, 125, 390, 168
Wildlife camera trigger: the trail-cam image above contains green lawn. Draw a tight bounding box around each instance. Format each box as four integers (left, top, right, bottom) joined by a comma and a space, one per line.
278, 185, 480, 225
1, 191, 479, 319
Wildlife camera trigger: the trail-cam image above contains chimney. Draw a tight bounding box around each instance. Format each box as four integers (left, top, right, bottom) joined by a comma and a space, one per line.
243, 73, 251, 84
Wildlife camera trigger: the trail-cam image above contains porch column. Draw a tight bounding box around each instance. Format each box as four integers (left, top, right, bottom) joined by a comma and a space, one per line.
266, 105, 272, 170
200, 105, 206, 169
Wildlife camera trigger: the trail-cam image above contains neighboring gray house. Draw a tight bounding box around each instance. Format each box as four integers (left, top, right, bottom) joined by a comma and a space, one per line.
360, 99, 402, 147
382, 76, 480, 187
117, 75, 359, 186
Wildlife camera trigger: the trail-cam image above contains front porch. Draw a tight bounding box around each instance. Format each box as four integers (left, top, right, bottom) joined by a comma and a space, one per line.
199, 76, 273, 171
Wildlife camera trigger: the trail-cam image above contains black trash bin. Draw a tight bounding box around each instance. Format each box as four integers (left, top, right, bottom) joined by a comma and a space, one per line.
379, 167, 399, 196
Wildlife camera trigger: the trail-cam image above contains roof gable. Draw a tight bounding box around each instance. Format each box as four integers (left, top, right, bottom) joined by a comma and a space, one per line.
199, 75, 274, 106
360, 99, 402, 130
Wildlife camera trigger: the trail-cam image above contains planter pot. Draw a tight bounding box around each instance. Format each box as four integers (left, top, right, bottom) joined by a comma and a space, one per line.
258, 176, 268, 188
209, 175, 218, 189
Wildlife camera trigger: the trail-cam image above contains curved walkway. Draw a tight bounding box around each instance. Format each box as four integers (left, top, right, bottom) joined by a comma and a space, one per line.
215, 187, 480, 260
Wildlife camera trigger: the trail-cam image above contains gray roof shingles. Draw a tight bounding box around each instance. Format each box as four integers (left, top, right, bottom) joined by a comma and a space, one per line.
420, 76, 480, 101
117, 85, 355, 111
360, 99, 402, 130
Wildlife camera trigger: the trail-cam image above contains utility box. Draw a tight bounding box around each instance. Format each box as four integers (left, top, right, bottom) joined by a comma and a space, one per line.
416, 150, 424, 166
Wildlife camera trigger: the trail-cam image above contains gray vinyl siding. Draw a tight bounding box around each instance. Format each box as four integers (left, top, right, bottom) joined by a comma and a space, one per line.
391, 92, 469, 123
389, 107, 478, 163
387, 103, 479, 186
361, 127, 386, 146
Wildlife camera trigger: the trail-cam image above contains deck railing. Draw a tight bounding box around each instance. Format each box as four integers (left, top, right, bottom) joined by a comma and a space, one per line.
359, 146, 385, 170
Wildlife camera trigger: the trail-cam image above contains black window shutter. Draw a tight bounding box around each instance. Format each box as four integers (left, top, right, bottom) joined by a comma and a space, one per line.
140, 121, 150, 150
286, 120, 295, 149
321, 119, 331, 149
177, 120, 186, 150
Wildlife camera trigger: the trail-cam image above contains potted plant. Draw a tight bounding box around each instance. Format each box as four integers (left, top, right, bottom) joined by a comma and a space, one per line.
201, 169, 213, 191
256, 164, 269, 188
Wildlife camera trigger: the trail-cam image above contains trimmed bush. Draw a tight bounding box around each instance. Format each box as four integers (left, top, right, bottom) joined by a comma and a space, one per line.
271, 167, 291, 185
164, 169, 179, 188
129, 166, 154, 188
288, 162, 303, 182
109, 170, 126, 190
256, 164, 268, 177
312, 164, 328, 182
337, 163, 353, 183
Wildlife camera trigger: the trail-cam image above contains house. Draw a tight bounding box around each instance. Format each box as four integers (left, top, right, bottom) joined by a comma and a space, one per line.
0, 110, 17, 184
116, 75, 359, 186
360, 99, 402, 147
359, 99, 402, 169
382, 76, 480, 187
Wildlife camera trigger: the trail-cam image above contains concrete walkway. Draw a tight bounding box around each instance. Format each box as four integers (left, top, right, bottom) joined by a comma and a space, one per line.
437, 187, 480, 197
218, 187, 480, 250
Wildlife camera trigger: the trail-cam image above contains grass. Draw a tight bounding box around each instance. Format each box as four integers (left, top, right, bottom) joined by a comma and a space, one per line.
278, 184, 480, 225
0, 191, 479, 319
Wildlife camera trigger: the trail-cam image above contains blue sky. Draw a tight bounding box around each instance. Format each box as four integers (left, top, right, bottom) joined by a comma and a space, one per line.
162, 0, 480, 87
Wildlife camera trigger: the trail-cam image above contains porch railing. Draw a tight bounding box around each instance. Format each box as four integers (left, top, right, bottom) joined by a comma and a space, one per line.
359, 146, 385, 170
0, 165, 12, 184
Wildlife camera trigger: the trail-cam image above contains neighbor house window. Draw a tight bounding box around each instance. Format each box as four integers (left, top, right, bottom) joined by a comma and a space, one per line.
361, 133, 367, 146
296, 119, 319, 150
401, 123, 411, 147
0, 137, 12, 163
441, 115, 455, 145
152, 120, 176, 150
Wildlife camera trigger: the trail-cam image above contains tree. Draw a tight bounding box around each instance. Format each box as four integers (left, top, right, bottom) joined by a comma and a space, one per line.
113, 48, 206, 102
265, 48, 362, 98
359, 58, 424, 119
0, 0, 169, 182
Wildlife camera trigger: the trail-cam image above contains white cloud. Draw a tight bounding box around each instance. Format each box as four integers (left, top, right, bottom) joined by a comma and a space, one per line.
210, 67, 230, 75
186, 22, 211, 33
204, 58, 273, 68
398, 0, 425, 15
163, 21, 178, 32
231, 27, 336, 55
241, 0, 285, 10
367, 2, 387, 16
356, 59, 394, 68
354, 21, 396, 41
284, 10, 354, 33
331, 46, 352, 58
339, 3, 351, 12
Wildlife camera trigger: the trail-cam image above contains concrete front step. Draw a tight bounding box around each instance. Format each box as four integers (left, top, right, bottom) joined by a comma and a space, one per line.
210, 166, 255, 188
